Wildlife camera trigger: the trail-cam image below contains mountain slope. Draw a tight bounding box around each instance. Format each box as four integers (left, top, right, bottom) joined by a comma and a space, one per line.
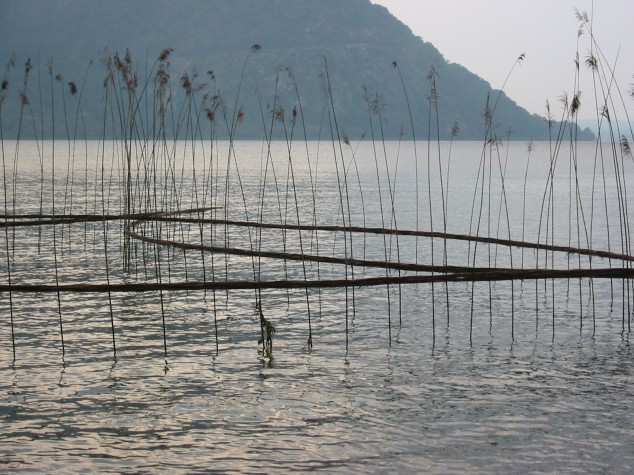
0, 0, 594, 140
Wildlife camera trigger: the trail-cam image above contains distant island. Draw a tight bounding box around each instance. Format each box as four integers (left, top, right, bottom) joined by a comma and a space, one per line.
0, 0, 595, 141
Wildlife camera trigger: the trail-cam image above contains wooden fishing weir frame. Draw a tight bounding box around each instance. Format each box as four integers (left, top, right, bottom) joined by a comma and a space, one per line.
1, 25, 633, 359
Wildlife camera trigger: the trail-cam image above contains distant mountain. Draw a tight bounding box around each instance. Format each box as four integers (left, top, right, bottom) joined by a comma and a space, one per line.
0, 0, 595, 140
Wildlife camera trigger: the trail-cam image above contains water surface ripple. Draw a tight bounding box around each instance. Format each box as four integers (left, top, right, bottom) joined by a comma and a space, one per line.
1, 140, 633, 473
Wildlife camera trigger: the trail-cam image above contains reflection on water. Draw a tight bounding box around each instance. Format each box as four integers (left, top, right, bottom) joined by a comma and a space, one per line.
2, 280, 633, 473
1, 140, 634, 472
1, 290, 633, 473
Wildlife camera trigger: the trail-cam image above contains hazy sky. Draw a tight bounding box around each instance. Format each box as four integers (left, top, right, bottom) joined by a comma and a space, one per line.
371, 0, 634, 122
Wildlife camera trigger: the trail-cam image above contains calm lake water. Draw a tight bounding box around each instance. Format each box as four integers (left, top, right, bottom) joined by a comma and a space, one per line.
1, 139, 633, 473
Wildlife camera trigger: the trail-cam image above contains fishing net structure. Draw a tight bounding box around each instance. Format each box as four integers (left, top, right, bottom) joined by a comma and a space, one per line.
1, 46, 633, 358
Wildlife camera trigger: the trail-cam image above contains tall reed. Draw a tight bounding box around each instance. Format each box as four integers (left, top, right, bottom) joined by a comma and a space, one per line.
0, 11, 632, 360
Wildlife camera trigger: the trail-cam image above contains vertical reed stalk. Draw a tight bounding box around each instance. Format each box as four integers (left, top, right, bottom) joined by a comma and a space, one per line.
323, 57, 351, 348
99, 97, 116, 357
363, 86, 392, 343
444, 122, 459, 327
290, 69, 323, 322
392, 62, 420, 264
48, 60, 65, 357
425, 68, 437, 341
0, 56, 16, 359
